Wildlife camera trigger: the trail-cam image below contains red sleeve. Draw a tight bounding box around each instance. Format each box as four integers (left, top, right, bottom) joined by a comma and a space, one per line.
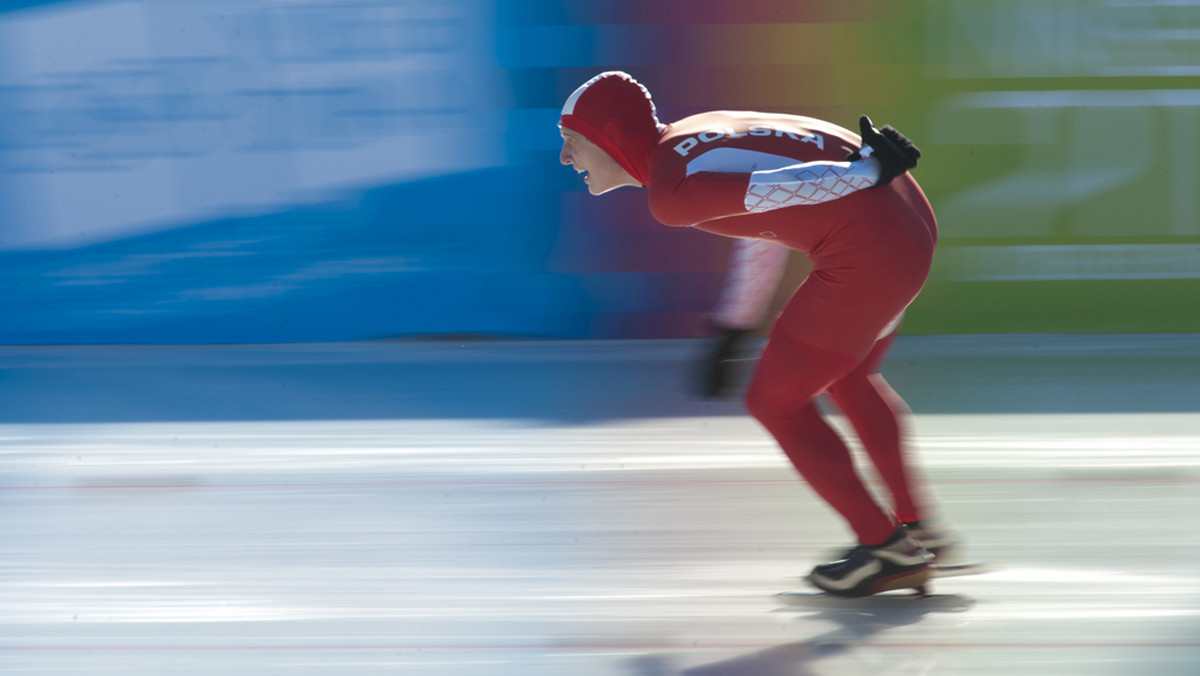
648, 171, 752, 227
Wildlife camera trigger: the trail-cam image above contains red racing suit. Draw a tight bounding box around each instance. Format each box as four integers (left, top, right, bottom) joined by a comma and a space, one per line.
647, 111, 938, 362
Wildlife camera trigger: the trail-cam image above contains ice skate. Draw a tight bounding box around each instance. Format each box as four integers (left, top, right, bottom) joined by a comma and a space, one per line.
807, 528, 932, 597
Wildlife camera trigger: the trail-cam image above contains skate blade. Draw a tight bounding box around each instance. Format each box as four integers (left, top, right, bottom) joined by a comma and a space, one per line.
775, 590, 975, 611
930, 562, 991, 578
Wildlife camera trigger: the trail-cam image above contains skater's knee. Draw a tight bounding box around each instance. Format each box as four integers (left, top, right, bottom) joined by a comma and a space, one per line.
744, 378, 780, 422
747, 334, 857, 424
825, 373, 870, 405
745, 376, 814, 424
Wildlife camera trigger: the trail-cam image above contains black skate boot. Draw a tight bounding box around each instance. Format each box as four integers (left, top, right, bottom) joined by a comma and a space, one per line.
807, 528, 932, 597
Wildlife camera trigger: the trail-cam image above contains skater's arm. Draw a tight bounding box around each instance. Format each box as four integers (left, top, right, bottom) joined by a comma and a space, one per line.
740, 117, 922, 210
696, 238, 790, 399
741, 159, 881, 213
649, 158, 881, 226
650, 117, 920, 226
712, 239, 790, 330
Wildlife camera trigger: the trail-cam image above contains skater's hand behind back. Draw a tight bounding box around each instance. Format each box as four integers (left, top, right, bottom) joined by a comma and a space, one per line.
848, 115, 921, 186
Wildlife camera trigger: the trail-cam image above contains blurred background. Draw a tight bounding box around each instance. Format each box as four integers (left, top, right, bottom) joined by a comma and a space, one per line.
1, 0, 1197, 345
3, 5, 1199, 674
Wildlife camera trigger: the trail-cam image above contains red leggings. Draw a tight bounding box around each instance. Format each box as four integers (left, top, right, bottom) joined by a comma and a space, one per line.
745, 330, 924, 545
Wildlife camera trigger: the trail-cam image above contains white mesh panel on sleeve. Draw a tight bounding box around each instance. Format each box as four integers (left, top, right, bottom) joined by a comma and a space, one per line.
744, 160, 879, 213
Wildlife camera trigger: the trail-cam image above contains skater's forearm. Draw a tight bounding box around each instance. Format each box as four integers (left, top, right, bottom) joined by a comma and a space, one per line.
743, 160, 880, 213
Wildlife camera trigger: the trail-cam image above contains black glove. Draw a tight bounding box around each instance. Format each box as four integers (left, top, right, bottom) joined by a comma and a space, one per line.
847, 115, 921, 186
696, 326, 750, 399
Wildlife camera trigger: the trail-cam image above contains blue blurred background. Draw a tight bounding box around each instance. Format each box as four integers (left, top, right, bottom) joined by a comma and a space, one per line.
2, 0, 1197, 344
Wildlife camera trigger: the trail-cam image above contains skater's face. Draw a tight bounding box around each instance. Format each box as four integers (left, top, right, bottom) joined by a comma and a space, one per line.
559, 128, 641, 195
